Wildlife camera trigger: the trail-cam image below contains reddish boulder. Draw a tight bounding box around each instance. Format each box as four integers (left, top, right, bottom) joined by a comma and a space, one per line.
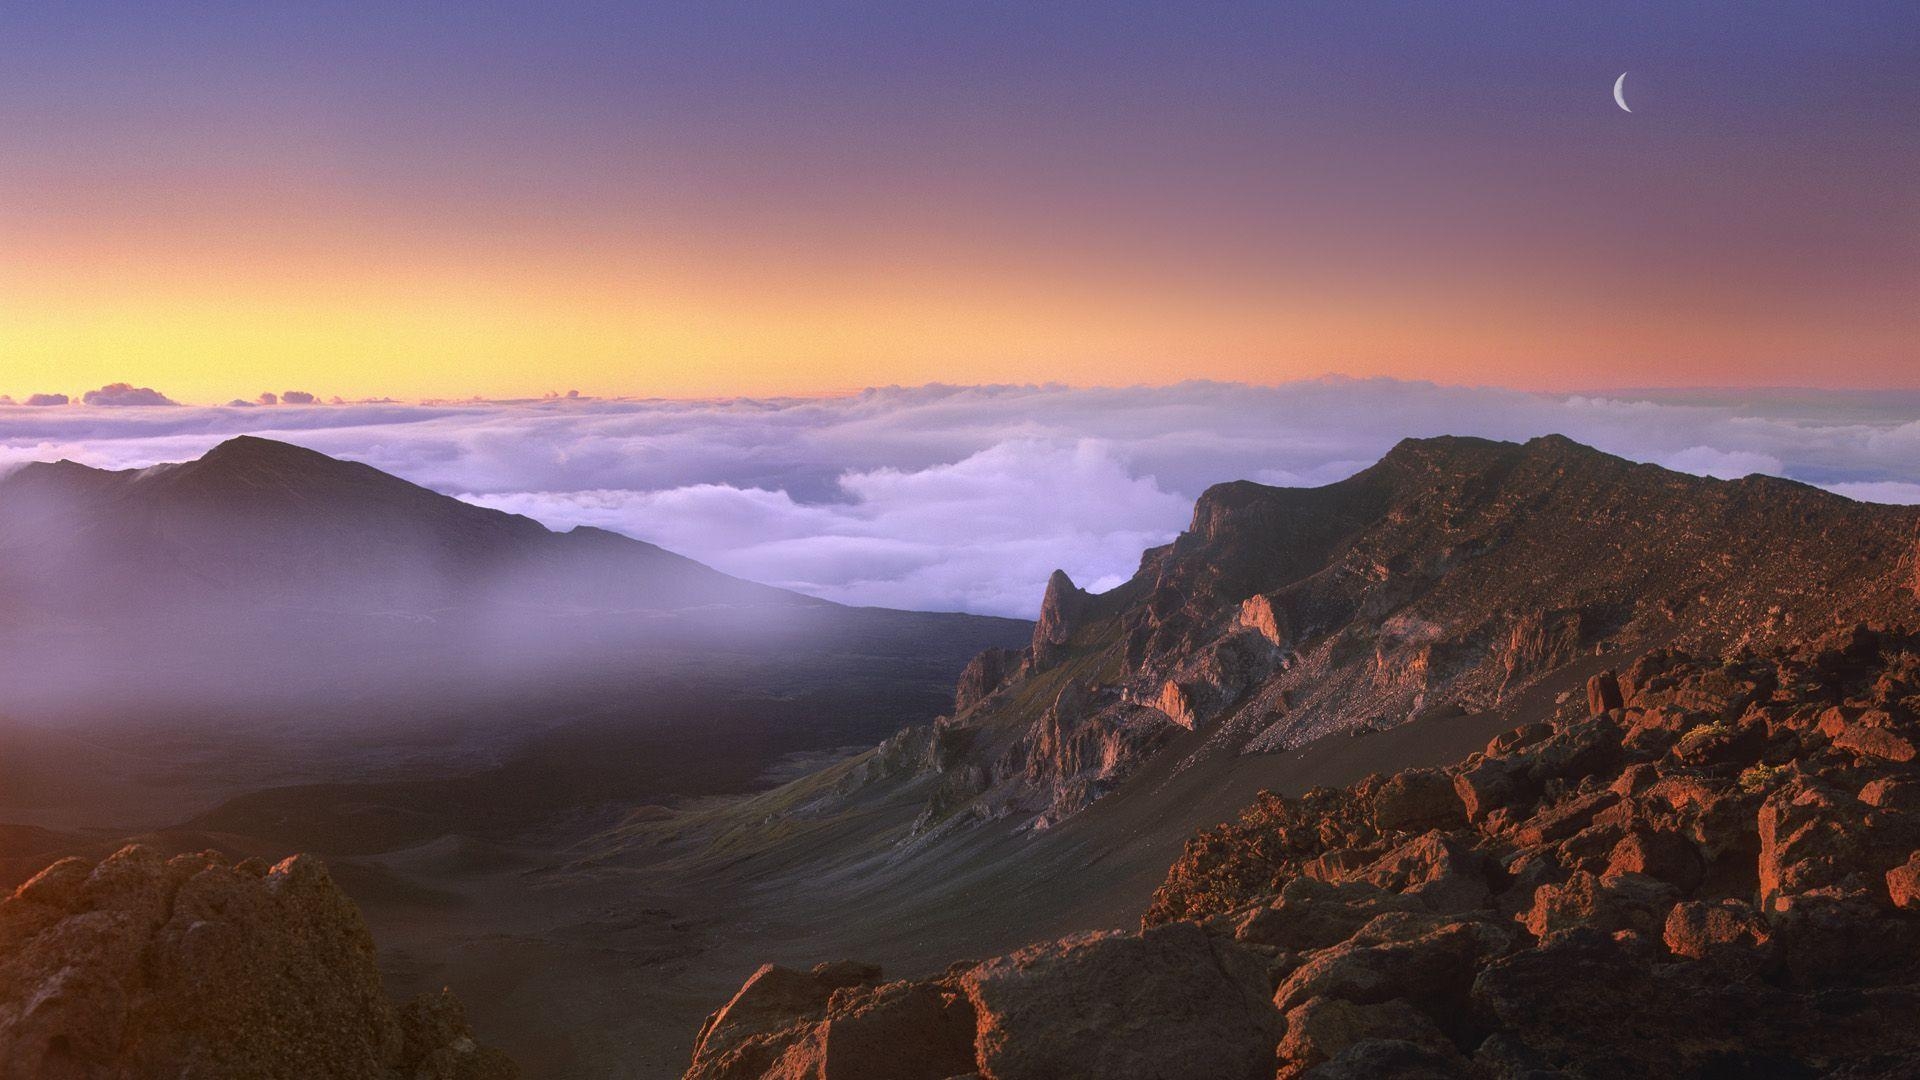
1831, 724, 1918, 764
1275, 996, 1460, 1079
962, 921, 1280, 1080
1520, 870, 1678, 940
1757, 778, 1871, 912
1452, 758, 1539, 825
1662, 899, 1771, 961
689, 961, 883, 1070
1512, 790, 1620, 848
1234, 878, 1421, 953
0, 846, 514, 1080
1484, 722, 1552, 759
1860, 776, 1920, 811
1605, 829, 1705, 894
1354, 832, 1491, 914
1888, 852, 1920, 910
1370, 770, 1466, 834
1273, 912, 1513, 1036
1587, 670, 1624, 715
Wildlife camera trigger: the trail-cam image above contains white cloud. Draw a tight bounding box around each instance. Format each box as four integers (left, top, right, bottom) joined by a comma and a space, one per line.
1825, 481, 1920, 505
1658, 445, 1785, 480
8, 379, 1920, 616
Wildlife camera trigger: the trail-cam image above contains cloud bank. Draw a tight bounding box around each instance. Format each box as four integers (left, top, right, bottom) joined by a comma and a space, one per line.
8, 379, 1920, 616
80, 383, 178, 407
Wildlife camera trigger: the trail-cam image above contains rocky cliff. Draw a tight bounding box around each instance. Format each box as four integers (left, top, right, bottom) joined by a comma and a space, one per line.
0, 845, 514, 1079
890, 435, 1920, 833
688, 624, 1920, 1079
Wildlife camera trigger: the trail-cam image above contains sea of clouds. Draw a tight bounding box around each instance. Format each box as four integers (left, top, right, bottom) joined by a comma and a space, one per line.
7, 378, 1920, 617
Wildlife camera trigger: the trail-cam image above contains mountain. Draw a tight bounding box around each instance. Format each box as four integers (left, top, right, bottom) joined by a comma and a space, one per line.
583, 433, 1920, 1078
13, 431, 1920, 1078
689, 626, 1920, 1079
0, 436, 1029, 828
908, 433, 1920, 833
0, 435, 795, 618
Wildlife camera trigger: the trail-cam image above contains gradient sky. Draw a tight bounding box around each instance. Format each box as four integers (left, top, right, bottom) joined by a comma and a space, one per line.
3, 2, 1916, 402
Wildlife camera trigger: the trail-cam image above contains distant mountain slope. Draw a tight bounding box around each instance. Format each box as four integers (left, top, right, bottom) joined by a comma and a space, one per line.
0, 437, 1030, 820
0, 435, 800, 617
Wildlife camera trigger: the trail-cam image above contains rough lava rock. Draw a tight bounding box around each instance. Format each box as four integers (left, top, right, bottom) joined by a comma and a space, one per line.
0, 845, 514, 1080
695, 628, 1920, 1079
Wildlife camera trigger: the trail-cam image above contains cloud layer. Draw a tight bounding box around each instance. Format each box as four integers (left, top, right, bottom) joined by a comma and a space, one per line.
8, 379, 1920, 616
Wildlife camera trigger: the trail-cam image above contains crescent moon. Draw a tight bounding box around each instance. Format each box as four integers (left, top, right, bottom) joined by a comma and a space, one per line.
1613, 71, 1631, 113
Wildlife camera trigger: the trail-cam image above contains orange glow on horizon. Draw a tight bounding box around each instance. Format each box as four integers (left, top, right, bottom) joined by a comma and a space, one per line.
5, 173, 1915, 404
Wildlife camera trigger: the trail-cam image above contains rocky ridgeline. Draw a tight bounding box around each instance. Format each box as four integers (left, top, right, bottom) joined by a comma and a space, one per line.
881, 436, 1920, 835
0, 845, 514, 1079
688, 625, 1920, 1079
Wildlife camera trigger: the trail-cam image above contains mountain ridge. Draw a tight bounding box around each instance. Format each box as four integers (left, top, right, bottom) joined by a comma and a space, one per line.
916, 432, 1920, 831
0, 435, 807, 616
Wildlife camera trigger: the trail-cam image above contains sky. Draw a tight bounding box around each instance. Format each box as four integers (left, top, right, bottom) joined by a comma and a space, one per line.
3, 2, 1917, 400
12, 379, 1920, 616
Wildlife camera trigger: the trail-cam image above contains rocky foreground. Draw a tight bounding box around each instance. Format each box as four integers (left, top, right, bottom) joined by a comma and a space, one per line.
0, 845, 514, 1079
688, 624, 1920, 1079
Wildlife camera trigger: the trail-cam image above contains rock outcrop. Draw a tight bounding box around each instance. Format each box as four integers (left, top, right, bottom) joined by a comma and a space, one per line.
868, 435, 1920, 839
0, 845, 514, 1080
694, 626, 1920, 1079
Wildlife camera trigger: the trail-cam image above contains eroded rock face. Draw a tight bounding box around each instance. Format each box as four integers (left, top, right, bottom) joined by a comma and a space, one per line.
1030, 569, 1088, 666
955, 646, 1024, 714
0, 846, 514, 1080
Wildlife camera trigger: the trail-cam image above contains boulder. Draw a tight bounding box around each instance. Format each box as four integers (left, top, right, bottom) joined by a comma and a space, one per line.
1353, 832, 1490, 914
1369, 770, 1466, 834
1452, 758, 1539, 825
1273, 912, 1513, 1039
690, 961, 882, 1069
1757, 778, 1871, 912
1233, 878, 1422, 953
1605, 829, 1705, 894
1831, 723, 1918, 764
1889, 852, 1920, 910
1662, 899, 1771, 963
0, 846, 514, 1080
1275, 996, 1459, 1079
1587, 670, 1624, 715
961, 922, 1280, 1080
1519, 869, 1678, 941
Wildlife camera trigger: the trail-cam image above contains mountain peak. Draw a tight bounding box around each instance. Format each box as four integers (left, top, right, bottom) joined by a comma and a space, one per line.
195, 435, 354, 475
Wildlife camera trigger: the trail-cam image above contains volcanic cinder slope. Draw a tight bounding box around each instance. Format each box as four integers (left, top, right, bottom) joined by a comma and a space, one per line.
650, 434, 1920, 1079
